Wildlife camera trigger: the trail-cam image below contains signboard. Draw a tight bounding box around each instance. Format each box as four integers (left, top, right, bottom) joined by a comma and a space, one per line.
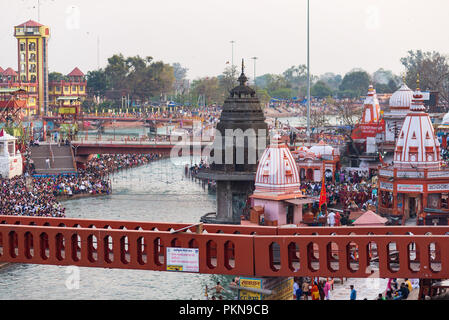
238, 277, 294, 300
379, 169, 394, 177
428, 171, 449, 178
397, 184, 423, 192
428, 184, 449, 191
239, 278, 262, 300
262, 277, 294, 300
166, 247, 199, 273
59, 107, 76, 114
380, 181, 393, 191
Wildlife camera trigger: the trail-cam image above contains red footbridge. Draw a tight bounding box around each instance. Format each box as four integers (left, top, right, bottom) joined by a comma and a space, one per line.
0, 215, 448, 279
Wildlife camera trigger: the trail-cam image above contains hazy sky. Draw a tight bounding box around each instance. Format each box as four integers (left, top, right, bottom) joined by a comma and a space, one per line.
1, 0, 449, 80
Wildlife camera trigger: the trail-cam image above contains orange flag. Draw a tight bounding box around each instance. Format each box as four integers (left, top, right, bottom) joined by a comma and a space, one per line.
319, 172, 326, 210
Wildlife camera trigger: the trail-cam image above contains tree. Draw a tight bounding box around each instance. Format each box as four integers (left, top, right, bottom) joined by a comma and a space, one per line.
270, 88, 295, 100
86, 69, 110, 97
339, 70, 371, 98
255, 88, 271, 107
372, 68, 400, 93
172, 62, 189, 94
282, 65, 308, 89
332, 99, 363, 126
311, 81, 333, 98
310, 108, 329, 128
104, 54, 129, 91
400, 50, 449, 106
49, 72, 68, 82
319, 72, 342, 91
218, 65, 238, 94
190, 77, 222, 106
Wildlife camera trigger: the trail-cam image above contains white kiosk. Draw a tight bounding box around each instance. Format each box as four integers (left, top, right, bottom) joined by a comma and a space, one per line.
0, 129, 22, 179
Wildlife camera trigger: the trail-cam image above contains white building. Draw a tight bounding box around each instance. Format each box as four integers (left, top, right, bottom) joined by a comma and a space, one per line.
0, 129, 22, 178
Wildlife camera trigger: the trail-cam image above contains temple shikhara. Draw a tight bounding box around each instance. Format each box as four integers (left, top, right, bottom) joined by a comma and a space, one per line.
245, 132, 314, 226
378, 81, 449, 225
349, 85, 384, 170
381, 82, 415, 157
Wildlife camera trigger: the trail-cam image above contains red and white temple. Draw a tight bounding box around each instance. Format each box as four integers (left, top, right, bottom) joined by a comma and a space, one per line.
292, 140, 340, 182
378, 83, 449, 225
379, 82, 414, 160
351, 85, 384, 144
349, 85, 385, 169
243, 133, 314, 226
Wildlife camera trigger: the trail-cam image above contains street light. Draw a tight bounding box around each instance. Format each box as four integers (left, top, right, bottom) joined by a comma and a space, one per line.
251, 57, 258, 87
230, 40, 235, 78
306, 0, 311, 146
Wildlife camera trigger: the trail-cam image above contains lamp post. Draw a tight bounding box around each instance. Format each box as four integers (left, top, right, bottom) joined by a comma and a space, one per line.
251, 57, 258, 87
230, 40, 235, 79
306, 0, 311, 145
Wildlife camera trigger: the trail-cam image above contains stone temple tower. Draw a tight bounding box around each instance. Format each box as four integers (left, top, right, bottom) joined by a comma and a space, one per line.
199, 60, 268, 224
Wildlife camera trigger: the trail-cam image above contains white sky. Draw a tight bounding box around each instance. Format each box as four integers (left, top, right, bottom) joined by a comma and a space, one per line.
0, 0, 448, 80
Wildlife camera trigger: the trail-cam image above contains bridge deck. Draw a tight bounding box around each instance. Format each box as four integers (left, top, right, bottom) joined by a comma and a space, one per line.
0, 215, 448, 278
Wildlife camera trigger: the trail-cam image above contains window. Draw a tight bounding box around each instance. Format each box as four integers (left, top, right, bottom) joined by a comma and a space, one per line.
20, 64, 25, 73
29, 53, 36, 62
21, 75, 26, 82
29, 64, 36, 73
20, 43, 25, 51
20, 53, 25, 61
56, 86, 60, 92
64, 86, 69, 91
72, 86, 76, 91
79, 86, 84, 91
29, 42, 36, 51
31, 75, 36, 83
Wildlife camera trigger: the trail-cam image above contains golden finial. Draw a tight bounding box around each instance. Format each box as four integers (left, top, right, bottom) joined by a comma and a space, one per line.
402, 74, 406, 85
416, 73, 420, 91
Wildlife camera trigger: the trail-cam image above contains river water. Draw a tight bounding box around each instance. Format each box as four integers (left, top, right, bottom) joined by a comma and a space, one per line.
0, 153, 390, 300
0, 156, 221, 300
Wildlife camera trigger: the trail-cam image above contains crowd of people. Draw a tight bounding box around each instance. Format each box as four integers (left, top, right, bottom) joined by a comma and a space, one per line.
377, 278, 418, 300
0, 152, 162, 217
293, 277, 333, 300
300, 169, 377, 211
0, 175, 66, 217
82, 153, 163, 178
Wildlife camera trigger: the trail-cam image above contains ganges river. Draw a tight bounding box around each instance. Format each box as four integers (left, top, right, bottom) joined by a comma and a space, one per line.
0, 155, 391, 300
0, 156, 220, 300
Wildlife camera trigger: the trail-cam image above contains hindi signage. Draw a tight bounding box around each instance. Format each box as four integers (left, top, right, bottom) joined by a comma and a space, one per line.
380, 182, 393, 191
397, 184, 423, 192
166, 247, 199, 273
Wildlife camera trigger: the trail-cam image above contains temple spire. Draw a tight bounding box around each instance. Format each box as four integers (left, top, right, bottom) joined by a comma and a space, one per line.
238, 58, 248, 86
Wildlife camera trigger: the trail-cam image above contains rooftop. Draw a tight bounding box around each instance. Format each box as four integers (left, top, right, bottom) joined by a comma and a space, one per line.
16, 20, 43, 28
67, 67, 85, 77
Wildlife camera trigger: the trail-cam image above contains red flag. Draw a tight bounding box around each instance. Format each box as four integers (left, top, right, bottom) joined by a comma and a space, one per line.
319, 173, 326, 210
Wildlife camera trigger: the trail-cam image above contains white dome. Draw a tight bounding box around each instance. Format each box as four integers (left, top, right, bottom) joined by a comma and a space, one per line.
389, 83, 413, 110
255, 141, 301, 194
309, 140, 334, 156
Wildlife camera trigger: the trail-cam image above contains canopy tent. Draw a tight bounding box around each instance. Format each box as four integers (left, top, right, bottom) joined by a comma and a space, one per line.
352, 210, 387, 226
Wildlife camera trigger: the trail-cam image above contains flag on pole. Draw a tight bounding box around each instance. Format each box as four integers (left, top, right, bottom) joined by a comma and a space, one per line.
319, 164, 326, 211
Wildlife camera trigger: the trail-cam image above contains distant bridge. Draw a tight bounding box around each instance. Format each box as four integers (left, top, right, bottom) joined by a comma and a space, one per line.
43, 115, 200, 124
71, 139, 212, 156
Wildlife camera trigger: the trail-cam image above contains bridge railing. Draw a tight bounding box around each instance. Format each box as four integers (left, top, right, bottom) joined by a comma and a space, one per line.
1, 216, 449, 278
0, 215, 278, 235
3, 215, 449, 236
0, 224, 255, 276
253, 234, 448, 279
